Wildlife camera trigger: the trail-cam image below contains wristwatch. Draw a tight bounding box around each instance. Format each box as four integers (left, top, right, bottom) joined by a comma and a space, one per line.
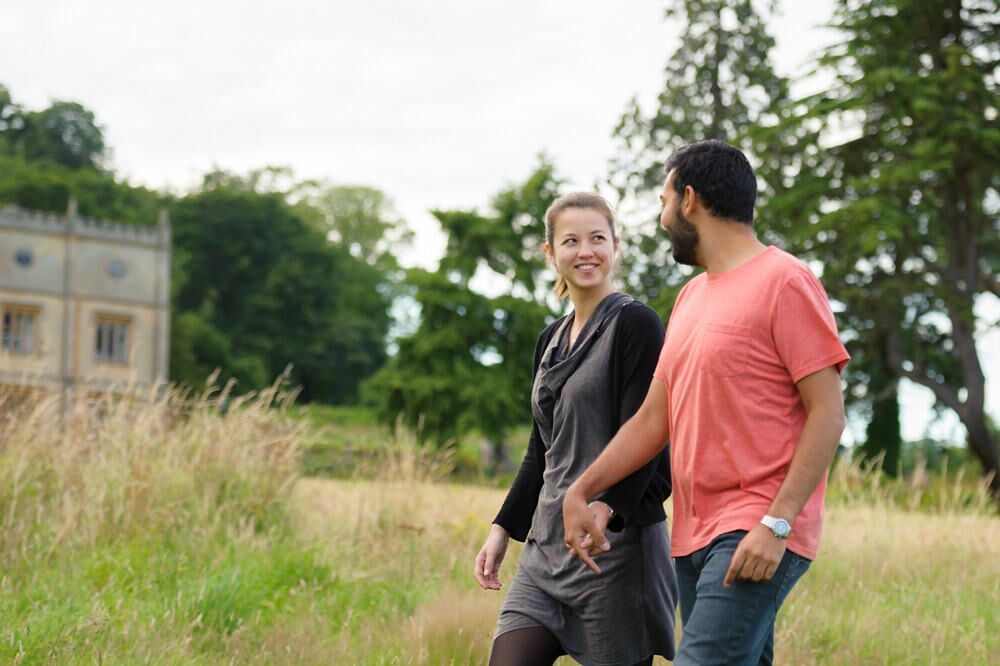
760, 515, 791, 539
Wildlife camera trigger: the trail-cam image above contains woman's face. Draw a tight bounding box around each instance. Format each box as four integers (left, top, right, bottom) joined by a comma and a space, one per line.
547, 207, 618, 296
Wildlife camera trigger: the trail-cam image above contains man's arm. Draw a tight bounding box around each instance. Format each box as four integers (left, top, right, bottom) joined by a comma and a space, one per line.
723, 365, 846, 586
562, 378, 670, 573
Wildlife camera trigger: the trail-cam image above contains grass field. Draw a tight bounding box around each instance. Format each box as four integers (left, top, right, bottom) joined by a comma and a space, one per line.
1, 389, 997, 664
299, 476, 998, 665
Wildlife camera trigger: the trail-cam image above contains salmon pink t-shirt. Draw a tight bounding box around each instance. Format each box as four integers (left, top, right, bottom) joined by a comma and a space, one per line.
653, 246, 849, 560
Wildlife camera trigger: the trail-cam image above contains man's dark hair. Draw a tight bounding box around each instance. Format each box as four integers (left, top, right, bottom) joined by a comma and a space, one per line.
665, 140, 756, 224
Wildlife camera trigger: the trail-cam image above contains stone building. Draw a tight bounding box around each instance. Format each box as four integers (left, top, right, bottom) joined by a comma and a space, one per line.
0, 200, 171, 397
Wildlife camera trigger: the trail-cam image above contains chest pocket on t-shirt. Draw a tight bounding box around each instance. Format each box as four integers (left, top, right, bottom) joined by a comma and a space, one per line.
701, 322, 752, 377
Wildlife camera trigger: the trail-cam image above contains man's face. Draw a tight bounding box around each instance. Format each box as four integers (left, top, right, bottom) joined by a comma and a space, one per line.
659, 171, 699, 266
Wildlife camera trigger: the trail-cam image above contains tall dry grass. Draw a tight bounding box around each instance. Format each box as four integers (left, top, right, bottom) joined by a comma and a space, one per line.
296, 438, 998, 665
3, 388, 996, 664
826, 452, 995, 514
0, 378, 337, 664
0, 378, 303, 564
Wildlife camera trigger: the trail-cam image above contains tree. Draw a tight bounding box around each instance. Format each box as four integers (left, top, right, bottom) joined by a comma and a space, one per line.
0, 84, 25, 149
0, 84, 157, 222
756, 0, 1000, 492
170, 171, 391, 403
16, 101, 107, 170
363, 160, 560, 465
609, 0, 788, 316
0, 152, 163, 223
296, 184, 412, 271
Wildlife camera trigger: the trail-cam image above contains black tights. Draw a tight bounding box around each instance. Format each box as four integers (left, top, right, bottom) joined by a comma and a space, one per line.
488, 627, 654, 666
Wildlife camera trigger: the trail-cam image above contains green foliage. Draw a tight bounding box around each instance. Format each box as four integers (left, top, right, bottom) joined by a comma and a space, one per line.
859, 373, 903, 475
755, 0, 1000, 487
296, 183, 413, 273
170, 174, 391, 403
17, 100, 107, 170
364, 159, 559, 453
0, 86, 107, 170
0, 152, 163, 223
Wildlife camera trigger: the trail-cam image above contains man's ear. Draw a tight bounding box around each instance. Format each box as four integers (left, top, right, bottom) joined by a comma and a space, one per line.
683, 185, 699, 216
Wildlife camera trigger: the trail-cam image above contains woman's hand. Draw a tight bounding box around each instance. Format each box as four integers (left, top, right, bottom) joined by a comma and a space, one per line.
474, 523, 510, 590
581, 501, 613, 557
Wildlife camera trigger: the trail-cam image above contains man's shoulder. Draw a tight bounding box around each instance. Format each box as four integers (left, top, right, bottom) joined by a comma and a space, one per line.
758, 245, 820, 293
757, 247, 821, 288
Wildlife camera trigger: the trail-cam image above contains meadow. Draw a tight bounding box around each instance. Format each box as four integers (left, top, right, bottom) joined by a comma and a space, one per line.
0, 389, 996, 664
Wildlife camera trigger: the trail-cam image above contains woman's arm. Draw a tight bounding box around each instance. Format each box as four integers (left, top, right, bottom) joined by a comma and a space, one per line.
492, 420, 546, 541
490, 318, 561, 539
475, 321, 558, 590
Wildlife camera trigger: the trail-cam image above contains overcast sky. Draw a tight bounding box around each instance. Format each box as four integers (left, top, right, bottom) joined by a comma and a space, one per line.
2, 0, 995, 441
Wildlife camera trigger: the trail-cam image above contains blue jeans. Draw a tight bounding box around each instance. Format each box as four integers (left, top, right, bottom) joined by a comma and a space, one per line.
674, 530, 811, 666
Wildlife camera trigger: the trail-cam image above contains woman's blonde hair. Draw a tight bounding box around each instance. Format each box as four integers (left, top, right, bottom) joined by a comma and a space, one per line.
543, 192, 618, 299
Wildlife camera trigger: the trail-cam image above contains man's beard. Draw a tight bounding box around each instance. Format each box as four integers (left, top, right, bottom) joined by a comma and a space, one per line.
667, 204, 699, 266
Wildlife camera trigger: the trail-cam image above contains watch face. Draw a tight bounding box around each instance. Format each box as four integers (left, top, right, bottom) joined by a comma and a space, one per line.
774, 519, 791, 538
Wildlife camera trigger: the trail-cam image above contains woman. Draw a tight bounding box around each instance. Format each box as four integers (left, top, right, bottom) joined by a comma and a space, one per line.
474, 193, 677, 666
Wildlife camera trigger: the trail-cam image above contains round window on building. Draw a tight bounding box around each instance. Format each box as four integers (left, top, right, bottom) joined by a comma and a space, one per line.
107, 260, 127, 279
14, 249, 33, 267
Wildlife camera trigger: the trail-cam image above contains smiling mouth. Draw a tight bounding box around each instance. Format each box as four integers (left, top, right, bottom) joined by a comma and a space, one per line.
575, 263, 598, 272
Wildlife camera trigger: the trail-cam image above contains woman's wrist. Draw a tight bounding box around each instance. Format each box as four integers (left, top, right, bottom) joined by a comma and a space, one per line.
588, 500, 615, 521
490, 522, 510, 538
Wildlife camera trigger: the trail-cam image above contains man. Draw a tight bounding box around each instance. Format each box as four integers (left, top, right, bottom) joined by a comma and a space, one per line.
562, 140, 849, 665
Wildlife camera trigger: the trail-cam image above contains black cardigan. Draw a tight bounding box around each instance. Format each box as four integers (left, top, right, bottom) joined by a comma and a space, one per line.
493, 300, 672, 542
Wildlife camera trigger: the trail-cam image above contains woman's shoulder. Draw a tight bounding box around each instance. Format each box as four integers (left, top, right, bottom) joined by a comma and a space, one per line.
618, 297, 665, 333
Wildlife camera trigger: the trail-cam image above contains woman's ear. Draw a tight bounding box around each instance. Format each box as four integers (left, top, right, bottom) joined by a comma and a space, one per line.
542, 242, 553, 263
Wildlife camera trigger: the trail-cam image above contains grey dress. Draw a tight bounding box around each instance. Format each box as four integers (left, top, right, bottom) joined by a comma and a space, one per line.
495, 292, 677, 665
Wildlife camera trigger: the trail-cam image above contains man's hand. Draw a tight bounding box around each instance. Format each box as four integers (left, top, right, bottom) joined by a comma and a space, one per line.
578, 501, 613, 558
563, 485, 610, 574
723, 524, 787, 587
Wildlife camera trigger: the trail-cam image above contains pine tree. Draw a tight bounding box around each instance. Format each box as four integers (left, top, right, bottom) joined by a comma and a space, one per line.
609, 0, 788, 315
757, 0, 1000, 491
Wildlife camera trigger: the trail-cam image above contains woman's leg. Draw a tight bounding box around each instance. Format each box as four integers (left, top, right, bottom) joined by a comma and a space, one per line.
488, 626, 565, 666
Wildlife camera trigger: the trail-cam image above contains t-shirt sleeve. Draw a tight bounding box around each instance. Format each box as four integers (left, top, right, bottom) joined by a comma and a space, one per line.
652, 337, 670, 383
772, 271, 850, 383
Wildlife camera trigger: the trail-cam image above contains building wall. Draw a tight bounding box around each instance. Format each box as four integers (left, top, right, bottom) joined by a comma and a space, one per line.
0, 228, 67, 293
0, 205, 171, 395
73, 239, 159, 304
0, 290, 65, 387
75, 300, 159, 387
